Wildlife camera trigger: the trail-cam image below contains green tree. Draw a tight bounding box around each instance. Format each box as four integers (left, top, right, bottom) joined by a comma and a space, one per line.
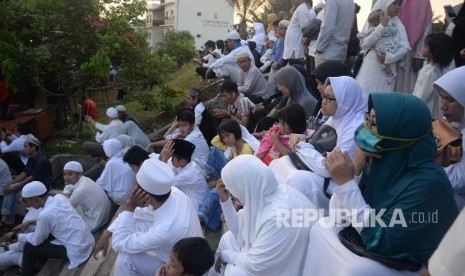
267, 0, 293, 14
226, 0, 269, 24
157, 30, 196, 69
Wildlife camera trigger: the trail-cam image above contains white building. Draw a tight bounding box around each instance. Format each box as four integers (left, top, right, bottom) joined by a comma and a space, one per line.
145, 0, 234, 50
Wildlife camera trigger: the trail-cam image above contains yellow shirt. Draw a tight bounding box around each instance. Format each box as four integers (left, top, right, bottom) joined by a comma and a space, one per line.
211, 135, 254, 159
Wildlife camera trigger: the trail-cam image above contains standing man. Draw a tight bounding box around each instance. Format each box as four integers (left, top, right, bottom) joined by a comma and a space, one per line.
97, 158, 202, 276
62, 161, 111, 232
283, 0, 314, 64
19, 181, 94, 274
315, 0, 355, 66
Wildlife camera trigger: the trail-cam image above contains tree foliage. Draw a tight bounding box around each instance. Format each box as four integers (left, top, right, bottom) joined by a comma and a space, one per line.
0, 0, 175, 98
226, 0, 269, 24
157, 30, 196, 69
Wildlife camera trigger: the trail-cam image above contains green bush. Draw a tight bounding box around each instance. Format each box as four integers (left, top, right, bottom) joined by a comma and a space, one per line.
157, 30, 196, 68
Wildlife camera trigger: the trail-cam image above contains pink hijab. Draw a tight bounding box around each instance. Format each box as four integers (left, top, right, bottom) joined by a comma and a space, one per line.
398, 0, 432, 48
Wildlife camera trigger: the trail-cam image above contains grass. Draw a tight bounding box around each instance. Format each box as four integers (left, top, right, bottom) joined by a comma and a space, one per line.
43, 62, 200, 157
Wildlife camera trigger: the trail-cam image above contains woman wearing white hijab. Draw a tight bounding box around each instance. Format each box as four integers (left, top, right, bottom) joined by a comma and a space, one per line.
210, 155, 314, 275
356, 0, 410, 94
433, 66, 465, 210
96, 139, 136, 205
251, 22, 266, 53
270, 76, 367, 214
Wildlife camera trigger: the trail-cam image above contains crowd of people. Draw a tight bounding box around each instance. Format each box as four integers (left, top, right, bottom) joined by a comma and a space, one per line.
0, 0, 465, 275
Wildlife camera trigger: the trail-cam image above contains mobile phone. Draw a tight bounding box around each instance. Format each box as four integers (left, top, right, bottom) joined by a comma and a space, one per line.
444, 5, 457, 18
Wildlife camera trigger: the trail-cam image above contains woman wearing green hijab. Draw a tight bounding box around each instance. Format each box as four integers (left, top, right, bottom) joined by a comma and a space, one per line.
303, 93, 458, 276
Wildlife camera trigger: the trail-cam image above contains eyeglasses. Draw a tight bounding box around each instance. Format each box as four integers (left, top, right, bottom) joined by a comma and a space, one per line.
322, 94, 336, 103
365, 112, 377, 129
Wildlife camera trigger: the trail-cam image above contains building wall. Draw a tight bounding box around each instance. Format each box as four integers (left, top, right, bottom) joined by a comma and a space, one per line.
176, 0, 234, 49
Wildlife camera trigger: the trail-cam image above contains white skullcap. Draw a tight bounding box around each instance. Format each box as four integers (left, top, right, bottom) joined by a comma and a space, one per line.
115, 105, 126, 112
63, 161, 83, 173
269, 36, 278, 43
22, 181, 47, 198
236, 51, 250, 61
103, 139, 122, 158
136, 158, 175, 195
106, 107, 118, 118
226, 31, 240, 40
278, 20, 290, 29
26, 134, 41, 147
315, 2, 325, 9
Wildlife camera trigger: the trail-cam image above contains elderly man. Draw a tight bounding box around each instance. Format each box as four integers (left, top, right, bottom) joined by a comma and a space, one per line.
236, 51, 273, 104
84, 107, 125, 157
62, 161, 111, 232
115, 105, 140, 127
92, 158, 202, 276
17, 181, 94, 275
1, 134, 52, 227
205, 31, 254, 83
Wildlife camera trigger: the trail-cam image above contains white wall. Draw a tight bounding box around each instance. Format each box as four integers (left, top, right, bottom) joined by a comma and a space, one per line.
177, 0, 234, 49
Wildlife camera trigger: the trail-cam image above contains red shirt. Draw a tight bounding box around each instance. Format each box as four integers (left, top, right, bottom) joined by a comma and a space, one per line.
83, 98, 98, 120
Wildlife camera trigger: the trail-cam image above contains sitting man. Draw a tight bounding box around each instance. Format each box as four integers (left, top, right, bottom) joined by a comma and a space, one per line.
93, 158, 203, 276
212, 81, 255, 131
84, 107, 125, 157
0, 123, 30, 174
159, 140, 209, 212
18, 181, 94, 274
0, 207, 42, 272
1, 134, 52, 227
96, 139, 135, 205
146, 108, 210, 171
205, 30, 254, 83
186, 88, 217, 146
236, 51, 273, 104
62, 161, 111, 232
123, 145, 150, 173
116, 105, 141, 128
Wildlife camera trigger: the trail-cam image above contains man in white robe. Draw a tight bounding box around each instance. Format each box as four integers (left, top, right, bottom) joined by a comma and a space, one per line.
96, 139, 135, 205
283, 0, 313, 62
107, 158, 202, 276
62, 161, 111, 232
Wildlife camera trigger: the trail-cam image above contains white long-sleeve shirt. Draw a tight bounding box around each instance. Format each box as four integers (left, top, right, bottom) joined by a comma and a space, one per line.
0, 134, 29, 164
95, 120, 125, 144
283, 3, 313, 59
18, 195, 94, 269
110, 187, 202, 268
96, 152, 135, 205
166, 126, 210, 168
171, 161, 209, 211
64, 176, 111, 232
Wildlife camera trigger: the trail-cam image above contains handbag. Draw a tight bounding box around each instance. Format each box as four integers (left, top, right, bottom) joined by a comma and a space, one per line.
432, 119, 462, 167
338, 227, 422, 271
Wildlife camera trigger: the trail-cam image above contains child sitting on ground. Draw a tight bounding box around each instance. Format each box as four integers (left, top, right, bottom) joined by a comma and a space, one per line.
357, 9, 406, 84
256, 104, 308, 165
156, 237, 214, 276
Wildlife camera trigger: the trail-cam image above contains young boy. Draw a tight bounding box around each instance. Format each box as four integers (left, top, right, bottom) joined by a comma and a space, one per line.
156, 237, 214, 276
159, 139, 209, 212
146, 108, 210, 170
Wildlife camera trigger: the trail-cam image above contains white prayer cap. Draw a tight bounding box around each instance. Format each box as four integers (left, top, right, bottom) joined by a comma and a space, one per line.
236, 51, 250, 61
22, 181, 47, 198
103, 139, 122, 158
106, 107, 118, 118
226, 30, 240, 40
269, 36, 278, 43
278, 20, 290, 29
136, 158, 175, 195
63, 161, 83, 173
314, 2, 325, 9
26, 134, 41, 147
115, 105, 126, 112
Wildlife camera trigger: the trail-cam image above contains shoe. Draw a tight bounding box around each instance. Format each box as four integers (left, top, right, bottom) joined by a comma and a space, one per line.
386, 72, 397, 84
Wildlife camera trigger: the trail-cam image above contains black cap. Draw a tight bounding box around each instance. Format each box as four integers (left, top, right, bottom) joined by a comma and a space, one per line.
172, 139, 196, 159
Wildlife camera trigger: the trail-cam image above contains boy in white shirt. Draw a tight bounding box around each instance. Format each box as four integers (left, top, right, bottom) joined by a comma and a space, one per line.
159, 139, 209, 212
